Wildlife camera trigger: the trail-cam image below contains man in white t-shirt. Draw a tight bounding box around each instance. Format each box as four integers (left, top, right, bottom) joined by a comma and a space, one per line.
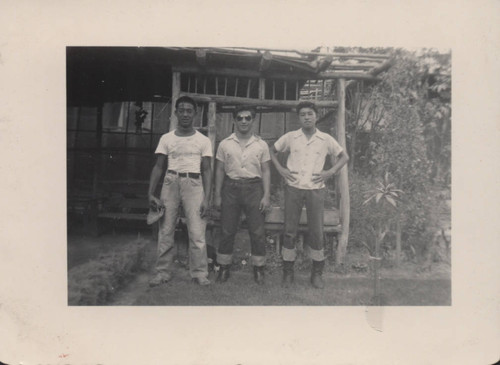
148, 96, 212, 286
270, 101, 349, 289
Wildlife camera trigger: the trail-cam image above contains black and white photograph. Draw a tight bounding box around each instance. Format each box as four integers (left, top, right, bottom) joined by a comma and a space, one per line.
66, 46, 452, 306
1, 1, 499, 364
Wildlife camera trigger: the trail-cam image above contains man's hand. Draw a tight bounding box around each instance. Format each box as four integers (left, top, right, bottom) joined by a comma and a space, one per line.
279, 167, 297, 183
213, 193, 222, 211
259, 196, 271, 213
200, 198, 210, 218
149, 195, 164, 209
311, 171, 333, 184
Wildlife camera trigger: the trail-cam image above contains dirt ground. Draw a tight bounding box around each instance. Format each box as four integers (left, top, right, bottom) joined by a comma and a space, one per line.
68, 224, 451, 306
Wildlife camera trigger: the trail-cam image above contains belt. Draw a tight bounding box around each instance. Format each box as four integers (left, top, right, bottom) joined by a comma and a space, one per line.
167, 170, 201, 179
225, 177, 262, 184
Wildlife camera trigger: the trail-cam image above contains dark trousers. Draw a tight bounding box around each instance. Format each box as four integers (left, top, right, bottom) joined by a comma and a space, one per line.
217, 178, 266, 266
282, 185, 325, 262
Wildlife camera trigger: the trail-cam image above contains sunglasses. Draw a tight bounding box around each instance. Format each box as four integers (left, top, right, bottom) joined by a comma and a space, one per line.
236, 115, 252, 121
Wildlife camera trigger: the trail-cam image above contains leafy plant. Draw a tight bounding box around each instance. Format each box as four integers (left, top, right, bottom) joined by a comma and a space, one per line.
362, 173, 403, 305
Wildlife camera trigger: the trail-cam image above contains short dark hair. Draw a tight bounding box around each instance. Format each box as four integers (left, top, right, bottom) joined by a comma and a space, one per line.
233, 106, 256, 119
296, 101, 318, 115
175, 96, 197, 111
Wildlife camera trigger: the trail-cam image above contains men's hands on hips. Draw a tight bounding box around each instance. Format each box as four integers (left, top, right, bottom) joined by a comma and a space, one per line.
279, 168, 297, 183
311, 171, 332, 184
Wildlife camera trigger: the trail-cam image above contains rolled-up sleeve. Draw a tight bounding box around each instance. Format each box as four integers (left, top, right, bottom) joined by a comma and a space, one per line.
215, 141, 226, 162
328, 136, 343, 157
260, 142, 271, 163
274, 134, 289, 153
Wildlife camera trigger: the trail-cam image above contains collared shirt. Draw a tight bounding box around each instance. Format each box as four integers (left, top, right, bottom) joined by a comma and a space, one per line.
155, 130, 212, 173
274, 128, 343, 190
216, 133, 271, 179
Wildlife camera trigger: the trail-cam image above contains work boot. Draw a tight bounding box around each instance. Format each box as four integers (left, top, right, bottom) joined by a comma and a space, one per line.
281, 260, 295, 288
253, 266, 265, 285
311, 260, 325, 289
216, 264, 231, 283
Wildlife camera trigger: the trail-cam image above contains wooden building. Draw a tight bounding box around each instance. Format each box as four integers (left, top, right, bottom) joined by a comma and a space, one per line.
67, 47, 392, 264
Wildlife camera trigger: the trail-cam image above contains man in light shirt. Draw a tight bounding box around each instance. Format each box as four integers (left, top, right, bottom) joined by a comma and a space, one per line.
270, 101, 349, 289
148, 96, 212, 287
213, 106, 271, 285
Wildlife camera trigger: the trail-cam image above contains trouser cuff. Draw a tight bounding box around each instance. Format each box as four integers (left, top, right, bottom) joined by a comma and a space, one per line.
216, 253, 233, 265
282, 247, 297, 261
251, 255, 266, 266
309, 248, 325, 261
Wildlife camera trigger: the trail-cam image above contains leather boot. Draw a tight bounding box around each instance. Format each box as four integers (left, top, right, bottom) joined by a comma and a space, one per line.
253, 266, 265, 285
311, 260, 325, 289
216, 264, 231, 283
281, 260, 295, 288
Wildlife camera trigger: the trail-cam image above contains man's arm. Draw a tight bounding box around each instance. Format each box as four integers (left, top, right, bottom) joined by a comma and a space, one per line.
148, 154, 167, 208
312, 150, 349, 184
200, 156, 212, 217
259, 160, 271, 212
269, 144, 296, 183
213, 159, 225, 210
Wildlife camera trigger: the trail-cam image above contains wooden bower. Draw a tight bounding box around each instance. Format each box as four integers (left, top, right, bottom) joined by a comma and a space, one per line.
165, 48, 391, 262
168, 65, 355, 258
67, 47, 391, 262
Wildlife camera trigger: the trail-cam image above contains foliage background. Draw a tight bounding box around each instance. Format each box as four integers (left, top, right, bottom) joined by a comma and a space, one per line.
340, 48, 451, 264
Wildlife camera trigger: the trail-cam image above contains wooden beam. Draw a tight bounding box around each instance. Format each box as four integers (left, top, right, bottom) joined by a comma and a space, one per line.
259, 51, 273, 71
318, 71, 381, 80
169, 72, 180, 131
335, 78, 350, 266
309, 55, 334, 72
173, 65, 309, 81
217, 47, 390, 60
368, 58, 395, 76
180, 92, 338, 108
173, 65, 381, 81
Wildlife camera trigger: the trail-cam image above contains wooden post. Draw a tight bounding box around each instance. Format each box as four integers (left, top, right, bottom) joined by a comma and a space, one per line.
169, 72, 181, 131
195, 49, 207, 67
90, 104, 103, 235
259, 51, 272, 71
259, 78, 265, 99
246, 79, 251, 98
335, 78, 350, 266
207, 102, 217, 175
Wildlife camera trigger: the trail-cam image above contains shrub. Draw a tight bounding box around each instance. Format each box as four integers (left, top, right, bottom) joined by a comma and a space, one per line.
68, 239, 148, 305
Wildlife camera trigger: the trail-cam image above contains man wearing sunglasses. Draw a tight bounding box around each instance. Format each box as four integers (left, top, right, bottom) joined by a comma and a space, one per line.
270, 101, 349, 289
148, 96, 213, 287
213, 106, 271, 285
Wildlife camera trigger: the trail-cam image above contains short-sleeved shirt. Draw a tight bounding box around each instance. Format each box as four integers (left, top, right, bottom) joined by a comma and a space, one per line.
274, 128, 343, 190
155, 130, 213, 174
216, 133, 270, 179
